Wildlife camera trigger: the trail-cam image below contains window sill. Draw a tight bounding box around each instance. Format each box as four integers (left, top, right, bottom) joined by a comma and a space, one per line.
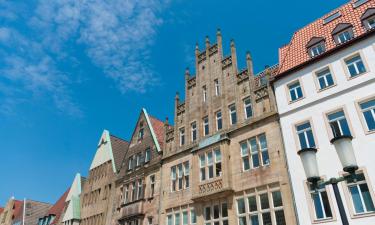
364, 129, 375, 135
347, 71, 369, 81
317, 84, 337, 93
288, 97, 305, 105
312, 217, 335, 224
351, 211, 375, 219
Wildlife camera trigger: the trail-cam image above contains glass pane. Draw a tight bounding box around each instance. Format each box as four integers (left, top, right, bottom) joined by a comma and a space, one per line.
209, 165, 214, 178
191, 210, 197, 224
200, 168, 206, 181
222, 220, 228, 225
250, 215, 259, 225
222, 203, 228, 217
260, 193, 269, 209
213, 205, 220, 219
215, 149, 221, 162
359, 183, 375, 212
272, 191, 283, 207
348, 64, 358, 76
241, 142, 248, 156
216, 162, 222, 177
237, 198, 246, 214
321, 191, 333, 218
259, 135, 267, 149
363, 110, 375, 131
261, 212, 272, 225
298, 132, 307, 149
248, 196, 257, 212
360, 99, 375, 110
243, 157, 250, 171
326, 73, 334, 86
167, 215, 173, 225
183, 212, 188, 225
312, 192, 324, 219
200, 155, 205, 167
328, 110, 344, 121
306, 130, 316, 148
250, 138, 258, 153
350, 186, 365, 213
340, 119, 351, 136
262, 151, 270, 166
357, 60, 366, 74
252, 154, 260, 168
296, 87, 303, 98
207, 152, 213, 165
204, 207, 211, 221
175, 213, 180, 225
239, 217, 247, 225
275, 210, 286, 225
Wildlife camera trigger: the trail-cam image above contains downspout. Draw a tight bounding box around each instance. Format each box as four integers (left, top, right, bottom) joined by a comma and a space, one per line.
22, 198, 26, 225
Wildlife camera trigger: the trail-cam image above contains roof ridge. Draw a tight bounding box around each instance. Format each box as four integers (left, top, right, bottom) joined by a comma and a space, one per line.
109, 134, 129, 143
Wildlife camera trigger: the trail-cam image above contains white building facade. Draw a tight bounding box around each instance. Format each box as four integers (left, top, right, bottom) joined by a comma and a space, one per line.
273, 1, 375, 225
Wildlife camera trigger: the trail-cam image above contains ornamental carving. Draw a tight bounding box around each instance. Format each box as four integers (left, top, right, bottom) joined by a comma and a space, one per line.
209, 44, 218, 56
221, 56, 232, 69
198, 179, 223, 194
255, 87, 269, 100
177, 102, 185, 115
187, 76, 196, 89
236, 69, 249, 84
198, 51, 206, 63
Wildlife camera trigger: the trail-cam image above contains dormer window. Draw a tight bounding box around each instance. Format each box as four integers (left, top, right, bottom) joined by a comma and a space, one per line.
306, 37, 325, 58
361, 8, 375, 30
332, 23, 354, 45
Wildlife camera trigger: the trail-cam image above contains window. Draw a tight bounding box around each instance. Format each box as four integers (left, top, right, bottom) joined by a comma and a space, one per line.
308, 183, 333, 220
316, 68, 334, 90
184, 162, 190, 188
190, 209, 197, 224
204, 202, 228, 225
244, 98, 253, 119
240, 134, 270, 171
296, 122, 316, 149
345, 55, 366, 77
166, 207, 196, 225
171, 161, 189, 192
171, 166, 176, 192
327, 110, 351, 137
310, 43, 325, 57
288, 81, 303, 101
335, 29, 353, 44
137, 179, 143, 200
203, 117, 209, 136
167, 215, 173, 225
366, 16, 375, 29
138, 127, 144, 140
359, 99, 375, 131
214, 79, 220, 96
136, 153, 142, 167
179, 128, 185, 146
148, 217, 153, 225
124, 184, 129, 203
229, 104, 237, 125
145, 148, 151, 163
236, 189, 286, 225
200, 149, 222, 181
175, 212, 181, 225
128, 157, 133, 171
182, 211, 188, 225
150, 175, 155, 197
216, 111, 222, 131
345, 173, 375, 214
203, 85, 207, 102
131, 182, 136, 201
191, 122, 197, 142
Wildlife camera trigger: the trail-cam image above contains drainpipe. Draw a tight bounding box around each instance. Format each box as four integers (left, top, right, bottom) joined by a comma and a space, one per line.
22, 198, 26, 225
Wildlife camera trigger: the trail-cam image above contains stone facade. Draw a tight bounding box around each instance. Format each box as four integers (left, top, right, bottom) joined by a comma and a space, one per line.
80, 131, 129, 225
160, 31, 297, 225
114, 109, 164, 225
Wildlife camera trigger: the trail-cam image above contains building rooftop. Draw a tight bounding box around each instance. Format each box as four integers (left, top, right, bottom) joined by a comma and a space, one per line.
277, 0, 375, 76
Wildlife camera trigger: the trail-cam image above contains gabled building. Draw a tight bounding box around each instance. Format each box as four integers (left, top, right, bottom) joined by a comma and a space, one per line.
38, 189, 70, 225
0, 197, 51, 225
273, 0, 375, 224
115, 108, 165, 225
80, 130, 129, 225
160, 30, 297, 225
62, 173, 85, 225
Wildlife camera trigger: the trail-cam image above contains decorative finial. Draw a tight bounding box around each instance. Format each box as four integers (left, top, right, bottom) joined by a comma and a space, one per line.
246, 51, 252, 60
216, 28, 221, 36
205, 36, 210, 44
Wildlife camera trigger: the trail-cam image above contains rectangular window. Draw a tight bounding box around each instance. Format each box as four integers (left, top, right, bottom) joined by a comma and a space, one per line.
150, 175, 155, 197
310, 43, 325, 57
241, 134, 270, 171
128, 157, 133, 171
131, 182, 136, 202
136, 153, 141, 167
175, 213, 181, 225
167, 215, 173, 225
178, 164, 183, 190
124, 184, 129, 203
214, 79, 220, 96
308, 183, 333, 220
203, 117, 209, 136
216, 111, 222, 131
229, 104, 237, 125
182, 211, 188, 225
203, 85, 207, 102
327, 110, 351, 137
137, 179, 143, 200
346, 173, 375, 214
204, 202, 228, 225
200, 154, 206, 181
214, 149, 222, 177
191, 122, 197, 142
367, 16, 375, 29
171, 167, 176, 192
184, 162, 190, 188
360, 99, 375, 131
337, 30, 353, 44
316, 68, 334, 90
190, 209, 197, 224
207, 151, 214, 179
237, 189, 286, 225
345, 55, 366, 77
288, 81, 303, 101
244, 98, 253, 119
296, 122, 316, 149
148, 217, 153, 225
145, 148, 151, 163
200, 149, 222, 182
179, 128, 185, 146
138, 128, 144, 140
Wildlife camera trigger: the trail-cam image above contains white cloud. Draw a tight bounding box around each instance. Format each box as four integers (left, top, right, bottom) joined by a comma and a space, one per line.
0, 0, 169, 116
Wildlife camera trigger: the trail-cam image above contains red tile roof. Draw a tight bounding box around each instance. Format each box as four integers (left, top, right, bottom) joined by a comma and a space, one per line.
149, 115, 165, 149
277, 0, 375, 76
46, 189, 69, 225
110, 134, 129, 172
12, 200, 24, 221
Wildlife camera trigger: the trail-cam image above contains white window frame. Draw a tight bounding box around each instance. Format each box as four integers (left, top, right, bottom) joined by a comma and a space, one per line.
203, 117, 209, 136
214, 79, 220, 96
344, 54, 366, 77
150, 175, 155, 198
288, 81, 303, 102
179, 127, 185, 146
359, 98, 375, 132
229, 104, 237, 125
191, 122, 197, 142
145, 148, 151, 163
310, 43, 325, 57
203, 85, 207, 102
315, 67, 334, 90
296, 121, 316, 149
336, 29, 353, 44
244, 97, 253, 119
216, 111, 222, 131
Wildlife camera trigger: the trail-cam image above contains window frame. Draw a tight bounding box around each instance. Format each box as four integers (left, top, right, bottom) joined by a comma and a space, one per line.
214, 79, 220, 96
240, 133, 270, 172
334, 28, 354, 45
342, 52, 369, 79
365, 15, 375, 30
229, 104, 237, 125
313, 66, 336, 92
286, 79, 304, 103
203, 116, 209, 136
243, 97, 253, 119
324, 107, 355, 140
191, 122, 197, 142
199, 148, 222, 182
179, 127, 185, 146
203, 85, 207, 103
294, 119, 318, 150
355, 95, 375, 134
341, 168, 375, 218
216, 110, 222, 131
309, 42, 326, 58
145, 148, 151, 163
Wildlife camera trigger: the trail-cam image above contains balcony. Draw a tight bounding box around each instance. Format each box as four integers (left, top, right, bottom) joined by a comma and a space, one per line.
118, 199, 144, 221
192, 178, 233, 201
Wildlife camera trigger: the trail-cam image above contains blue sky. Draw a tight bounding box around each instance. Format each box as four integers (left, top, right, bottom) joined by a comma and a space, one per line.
0, 0, 347, 205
